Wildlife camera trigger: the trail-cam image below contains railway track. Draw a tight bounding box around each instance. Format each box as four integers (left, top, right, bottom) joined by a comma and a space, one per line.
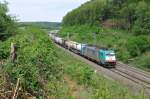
111, 64, 150, 95
55, 43, 150, 96
118, 63, 150, 86
117, 62, 150, 78
111, 67, 150, 89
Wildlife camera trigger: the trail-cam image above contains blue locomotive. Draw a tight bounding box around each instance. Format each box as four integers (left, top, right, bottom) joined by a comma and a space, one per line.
81, 45, 116, 67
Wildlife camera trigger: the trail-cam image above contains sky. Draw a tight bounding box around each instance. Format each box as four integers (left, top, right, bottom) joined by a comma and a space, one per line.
2, 0, 89, 22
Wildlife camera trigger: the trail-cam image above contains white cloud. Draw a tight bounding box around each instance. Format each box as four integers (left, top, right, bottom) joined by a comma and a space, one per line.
2, 0, 89, 22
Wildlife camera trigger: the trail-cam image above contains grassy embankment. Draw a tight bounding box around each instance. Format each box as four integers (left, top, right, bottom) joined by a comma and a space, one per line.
0, 26, 74, 98
59, 25, 150, 72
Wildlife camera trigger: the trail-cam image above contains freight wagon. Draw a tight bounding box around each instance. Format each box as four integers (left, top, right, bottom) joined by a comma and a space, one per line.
54, 36, 63, 45
62, 40, 86, 53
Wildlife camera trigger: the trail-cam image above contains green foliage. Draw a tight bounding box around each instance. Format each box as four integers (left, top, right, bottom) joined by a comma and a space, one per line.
65, 62, 93, 85
62, 0, 150, 35
0, 41, 10, 59
132, 53, 150, 72
132, 1, 150, 35
62, 0, 107, 26
126, 36, 150, 57
1, 27, 63, 97
0, 2, 17, 40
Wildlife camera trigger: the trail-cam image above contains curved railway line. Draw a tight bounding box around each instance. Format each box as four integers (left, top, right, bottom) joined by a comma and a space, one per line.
55, 42, 150, 97
111, 63, 150, 95
117, 62, 150, 78
111, 66, 150, 88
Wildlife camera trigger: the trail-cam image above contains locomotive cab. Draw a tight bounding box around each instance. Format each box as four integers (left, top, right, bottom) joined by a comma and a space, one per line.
99, 50, 116, 67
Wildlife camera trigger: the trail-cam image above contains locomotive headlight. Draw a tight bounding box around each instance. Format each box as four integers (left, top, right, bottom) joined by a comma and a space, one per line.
106, 53, 116, 62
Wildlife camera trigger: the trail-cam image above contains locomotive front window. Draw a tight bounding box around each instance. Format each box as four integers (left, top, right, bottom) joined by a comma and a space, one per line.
106, 53, 115, 56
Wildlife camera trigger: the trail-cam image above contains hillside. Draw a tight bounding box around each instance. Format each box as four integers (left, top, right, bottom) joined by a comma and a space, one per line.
62, 0, 150, 35
0, 26, 65, 98
19, 22, 61, 30
60, 0, 150, 71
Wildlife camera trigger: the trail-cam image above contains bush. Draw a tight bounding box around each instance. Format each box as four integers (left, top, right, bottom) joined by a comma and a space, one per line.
133, 54, 150, 71
0, 41, 10, 59
126, 36, 150, 57
132, 1, 150, 35
2, 27, 63, 97
65, 63, 93, 85
0, 2, 17, 40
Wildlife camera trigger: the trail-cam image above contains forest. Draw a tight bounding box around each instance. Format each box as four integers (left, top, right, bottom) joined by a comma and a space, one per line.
62, 0, 150, 35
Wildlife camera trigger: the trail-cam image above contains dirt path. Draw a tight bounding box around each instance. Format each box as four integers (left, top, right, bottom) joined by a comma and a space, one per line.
0, 60, 5, 66
64, 75, 91, 99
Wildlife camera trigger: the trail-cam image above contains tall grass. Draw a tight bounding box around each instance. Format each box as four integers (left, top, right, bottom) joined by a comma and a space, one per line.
0, 26, 64, 98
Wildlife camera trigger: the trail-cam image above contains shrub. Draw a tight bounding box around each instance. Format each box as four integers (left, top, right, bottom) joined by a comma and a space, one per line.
2, 26, 63, 97
132, 1, 150, 35
0, 2, 17, 40
126, 36, 150, 57
133, 54, 150, 71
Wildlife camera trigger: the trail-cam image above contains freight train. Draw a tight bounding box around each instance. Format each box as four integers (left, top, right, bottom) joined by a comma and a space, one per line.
49, 34, 116, 68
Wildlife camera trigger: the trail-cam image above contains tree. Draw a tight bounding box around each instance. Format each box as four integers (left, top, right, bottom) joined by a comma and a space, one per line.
0, 2, 16, 41
132, 1, 150, 35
